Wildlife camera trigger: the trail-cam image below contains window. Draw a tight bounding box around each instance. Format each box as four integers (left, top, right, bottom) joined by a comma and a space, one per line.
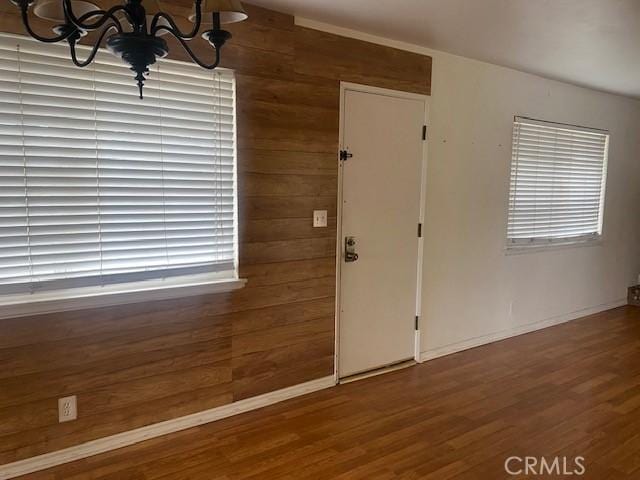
507, 117, 609, 248
0, 33, 241, 309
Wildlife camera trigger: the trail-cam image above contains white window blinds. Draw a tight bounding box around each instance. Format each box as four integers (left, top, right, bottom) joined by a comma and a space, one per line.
507, 117, 609, 247
0, 34, 237, 293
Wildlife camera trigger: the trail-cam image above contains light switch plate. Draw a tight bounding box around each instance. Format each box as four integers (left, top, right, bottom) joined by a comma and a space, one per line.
313, 210, 328, 228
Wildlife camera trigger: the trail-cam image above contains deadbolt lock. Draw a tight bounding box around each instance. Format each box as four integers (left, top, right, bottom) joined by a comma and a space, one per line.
344, 236, 359, 263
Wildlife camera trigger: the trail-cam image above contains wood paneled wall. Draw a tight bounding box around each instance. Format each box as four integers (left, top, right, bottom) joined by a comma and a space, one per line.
0, 3, 431, 464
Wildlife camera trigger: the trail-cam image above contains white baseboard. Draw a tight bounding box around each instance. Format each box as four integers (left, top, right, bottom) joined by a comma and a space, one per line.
420, 299, 627, 363
0, 375, 336, 480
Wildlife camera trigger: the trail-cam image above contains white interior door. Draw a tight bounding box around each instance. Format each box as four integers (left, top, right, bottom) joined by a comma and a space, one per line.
338, 84, 427, 379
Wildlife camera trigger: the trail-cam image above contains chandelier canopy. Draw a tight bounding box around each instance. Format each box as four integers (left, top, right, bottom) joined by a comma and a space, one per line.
9, 0, 248, 98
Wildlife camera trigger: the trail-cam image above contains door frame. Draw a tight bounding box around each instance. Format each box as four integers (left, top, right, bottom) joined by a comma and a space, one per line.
334, 82, 430, 382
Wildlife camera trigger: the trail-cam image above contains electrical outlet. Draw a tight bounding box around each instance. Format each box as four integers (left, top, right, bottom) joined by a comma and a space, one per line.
313, 210, 328, 228
58, 395, 77, 423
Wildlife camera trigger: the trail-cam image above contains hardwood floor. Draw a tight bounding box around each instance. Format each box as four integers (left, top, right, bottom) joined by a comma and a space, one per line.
16, 306, 640, 479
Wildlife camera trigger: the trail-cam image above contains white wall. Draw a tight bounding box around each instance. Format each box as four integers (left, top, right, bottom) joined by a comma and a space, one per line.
422, 52, 640, 357
297, 18, 640, 359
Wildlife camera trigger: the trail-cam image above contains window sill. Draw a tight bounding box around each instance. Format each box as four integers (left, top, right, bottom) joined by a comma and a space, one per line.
0, 276, 247, 321
505, 238, 603, 256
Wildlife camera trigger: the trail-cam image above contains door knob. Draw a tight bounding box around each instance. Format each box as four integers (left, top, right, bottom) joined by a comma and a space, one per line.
344, 236, 359, 263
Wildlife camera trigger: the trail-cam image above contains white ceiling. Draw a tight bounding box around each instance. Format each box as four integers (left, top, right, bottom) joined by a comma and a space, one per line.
249, 0, 640, 99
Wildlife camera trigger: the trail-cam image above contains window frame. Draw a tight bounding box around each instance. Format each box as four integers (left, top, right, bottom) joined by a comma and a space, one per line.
505, 116, 610, 252
0, 34, 245, 318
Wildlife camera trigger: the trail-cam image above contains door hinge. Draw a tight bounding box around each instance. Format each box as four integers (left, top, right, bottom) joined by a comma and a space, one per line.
422, 125, 427, 141
418, 223, 422, 238
340, 149, 353, 161
415, 316, 419, 330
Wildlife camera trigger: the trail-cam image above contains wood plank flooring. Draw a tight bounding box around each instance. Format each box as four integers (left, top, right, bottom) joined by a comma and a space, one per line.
16, 306, 640, 479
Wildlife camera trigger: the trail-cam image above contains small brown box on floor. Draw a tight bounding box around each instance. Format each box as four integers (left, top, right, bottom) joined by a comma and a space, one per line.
628, 286, 640, 306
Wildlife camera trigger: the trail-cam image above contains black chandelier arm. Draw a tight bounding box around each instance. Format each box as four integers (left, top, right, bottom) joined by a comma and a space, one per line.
68, 25, 119, 67
62, 0, 126, 33
168, 33, 221, 69
76, 9, 126, 33
150, 13, 199, 39
19, 4, 72, 43
150, 0, 203, 39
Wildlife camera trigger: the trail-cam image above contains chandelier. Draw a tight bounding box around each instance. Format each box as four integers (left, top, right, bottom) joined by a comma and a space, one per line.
8, 0, 248, 98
